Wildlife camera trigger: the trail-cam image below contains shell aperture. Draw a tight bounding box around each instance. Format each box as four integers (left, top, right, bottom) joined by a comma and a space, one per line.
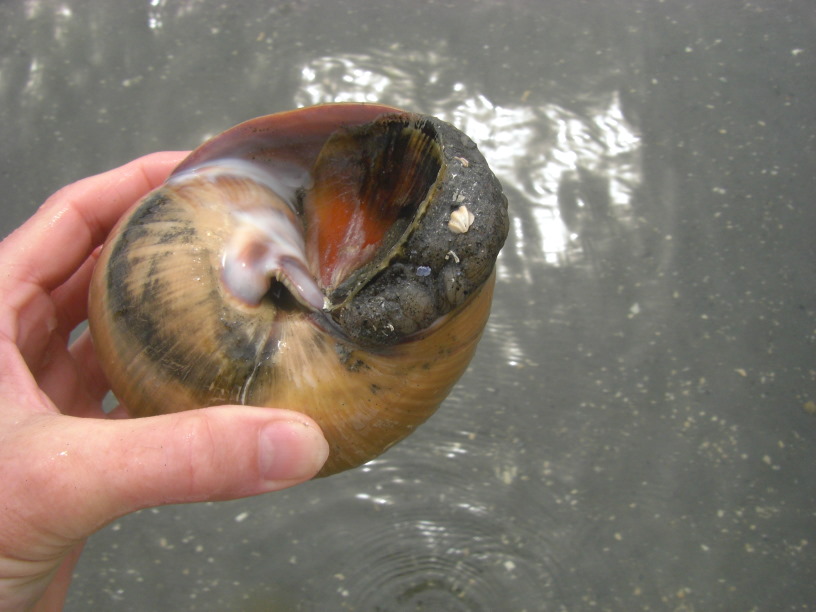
88, 104, 508, 476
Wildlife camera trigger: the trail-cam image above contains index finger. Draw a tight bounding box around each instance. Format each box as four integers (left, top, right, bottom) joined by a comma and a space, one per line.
0, 151, 188, 293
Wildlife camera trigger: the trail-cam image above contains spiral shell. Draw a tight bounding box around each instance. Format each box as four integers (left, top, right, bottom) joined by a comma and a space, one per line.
88, 104, 508, 476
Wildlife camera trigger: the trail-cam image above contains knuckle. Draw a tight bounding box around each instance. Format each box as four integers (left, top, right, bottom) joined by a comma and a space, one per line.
172, 411, 224, 498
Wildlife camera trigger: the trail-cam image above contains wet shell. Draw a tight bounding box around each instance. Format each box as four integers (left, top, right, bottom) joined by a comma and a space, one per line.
88, 103, 509, 476
448, 205, 475, 234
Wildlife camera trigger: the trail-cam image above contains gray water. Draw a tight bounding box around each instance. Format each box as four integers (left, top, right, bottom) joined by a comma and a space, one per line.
1, 1, 814, 610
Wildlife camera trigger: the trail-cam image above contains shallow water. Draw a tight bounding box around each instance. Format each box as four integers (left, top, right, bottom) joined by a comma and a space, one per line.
1, 1, 814, 610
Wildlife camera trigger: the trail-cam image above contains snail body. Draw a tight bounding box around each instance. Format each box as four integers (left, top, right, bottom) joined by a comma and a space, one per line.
89, 104, 508, 476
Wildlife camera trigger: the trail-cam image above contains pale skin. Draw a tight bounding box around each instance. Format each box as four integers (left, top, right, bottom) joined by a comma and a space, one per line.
0, 152, 330, 611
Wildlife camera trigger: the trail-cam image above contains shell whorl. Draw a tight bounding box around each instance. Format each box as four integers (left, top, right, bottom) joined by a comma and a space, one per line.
88, 104, 508, 476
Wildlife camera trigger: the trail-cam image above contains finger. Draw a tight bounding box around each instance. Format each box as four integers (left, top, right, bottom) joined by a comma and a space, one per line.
0, 337, 54, 417
67, 328, 110, 406
32, 543, 85, 612
7, 408, 329, 542
50, 247, 101, 339
22, 327, 107, 419
0, 151, 188, 295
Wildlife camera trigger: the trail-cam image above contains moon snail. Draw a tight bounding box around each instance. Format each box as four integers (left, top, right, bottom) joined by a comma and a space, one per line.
88, 103, 509, 477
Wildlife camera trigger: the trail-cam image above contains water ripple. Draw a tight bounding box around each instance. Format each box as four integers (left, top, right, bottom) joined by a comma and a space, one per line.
299, 471, 569, 611
294, 50, 642, 278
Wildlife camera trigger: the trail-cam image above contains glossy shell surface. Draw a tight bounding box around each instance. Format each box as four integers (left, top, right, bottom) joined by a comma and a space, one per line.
88, 103, 508, 476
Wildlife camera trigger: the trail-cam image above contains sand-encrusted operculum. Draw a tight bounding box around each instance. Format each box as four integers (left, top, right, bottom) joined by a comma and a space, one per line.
326, 114, 509, 347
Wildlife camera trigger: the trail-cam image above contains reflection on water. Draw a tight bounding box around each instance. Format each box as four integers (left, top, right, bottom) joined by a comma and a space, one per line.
297, 52, 642, 273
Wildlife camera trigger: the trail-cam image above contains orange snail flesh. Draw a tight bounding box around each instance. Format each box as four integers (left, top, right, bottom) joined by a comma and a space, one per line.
88, 103, 509, 477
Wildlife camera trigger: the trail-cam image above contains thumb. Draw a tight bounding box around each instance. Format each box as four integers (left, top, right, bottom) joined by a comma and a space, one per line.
9, 407, 329, 543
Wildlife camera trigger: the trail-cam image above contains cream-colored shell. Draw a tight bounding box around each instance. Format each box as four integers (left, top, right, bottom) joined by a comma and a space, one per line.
448, 205, 475, 234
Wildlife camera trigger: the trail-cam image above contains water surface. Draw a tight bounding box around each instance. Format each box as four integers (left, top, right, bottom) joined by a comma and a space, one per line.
1, 1, 814, 610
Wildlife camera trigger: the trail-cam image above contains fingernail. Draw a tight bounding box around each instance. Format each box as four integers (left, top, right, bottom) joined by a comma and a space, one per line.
258, 419, 329, 482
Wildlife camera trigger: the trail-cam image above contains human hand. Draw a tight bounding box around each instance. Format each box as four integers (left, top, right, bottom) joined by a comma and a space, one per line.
0, 153, 330, 611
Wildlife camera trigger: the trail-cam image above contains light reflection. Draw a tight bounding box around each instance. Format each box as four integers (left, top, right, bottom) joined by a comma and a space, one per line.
299, 57, 416, 107
295, 53, 641, 272
52, 5, 73, 45
148, 0, 164, 30
23, 58, 43, 101
19, 1, 97, 53
147, 0, 200, 31
24, 0, 45, 20
486, 314, 529, 370
355, 492, 394, 507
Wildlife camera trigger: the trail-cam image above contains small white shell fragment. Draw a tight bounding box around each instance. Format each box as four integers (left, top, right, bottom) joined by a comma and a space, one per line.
448, 205, 475, 234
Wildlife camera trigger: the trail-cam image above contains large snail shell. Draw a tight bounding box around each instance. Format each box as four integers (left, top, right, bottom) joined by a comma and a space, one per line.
88, 103, 508, 477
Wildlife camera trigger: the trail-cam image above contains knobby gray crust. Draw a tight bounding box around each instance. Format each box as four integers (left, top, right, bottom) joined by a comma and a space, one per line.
331, 115, 509, 346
